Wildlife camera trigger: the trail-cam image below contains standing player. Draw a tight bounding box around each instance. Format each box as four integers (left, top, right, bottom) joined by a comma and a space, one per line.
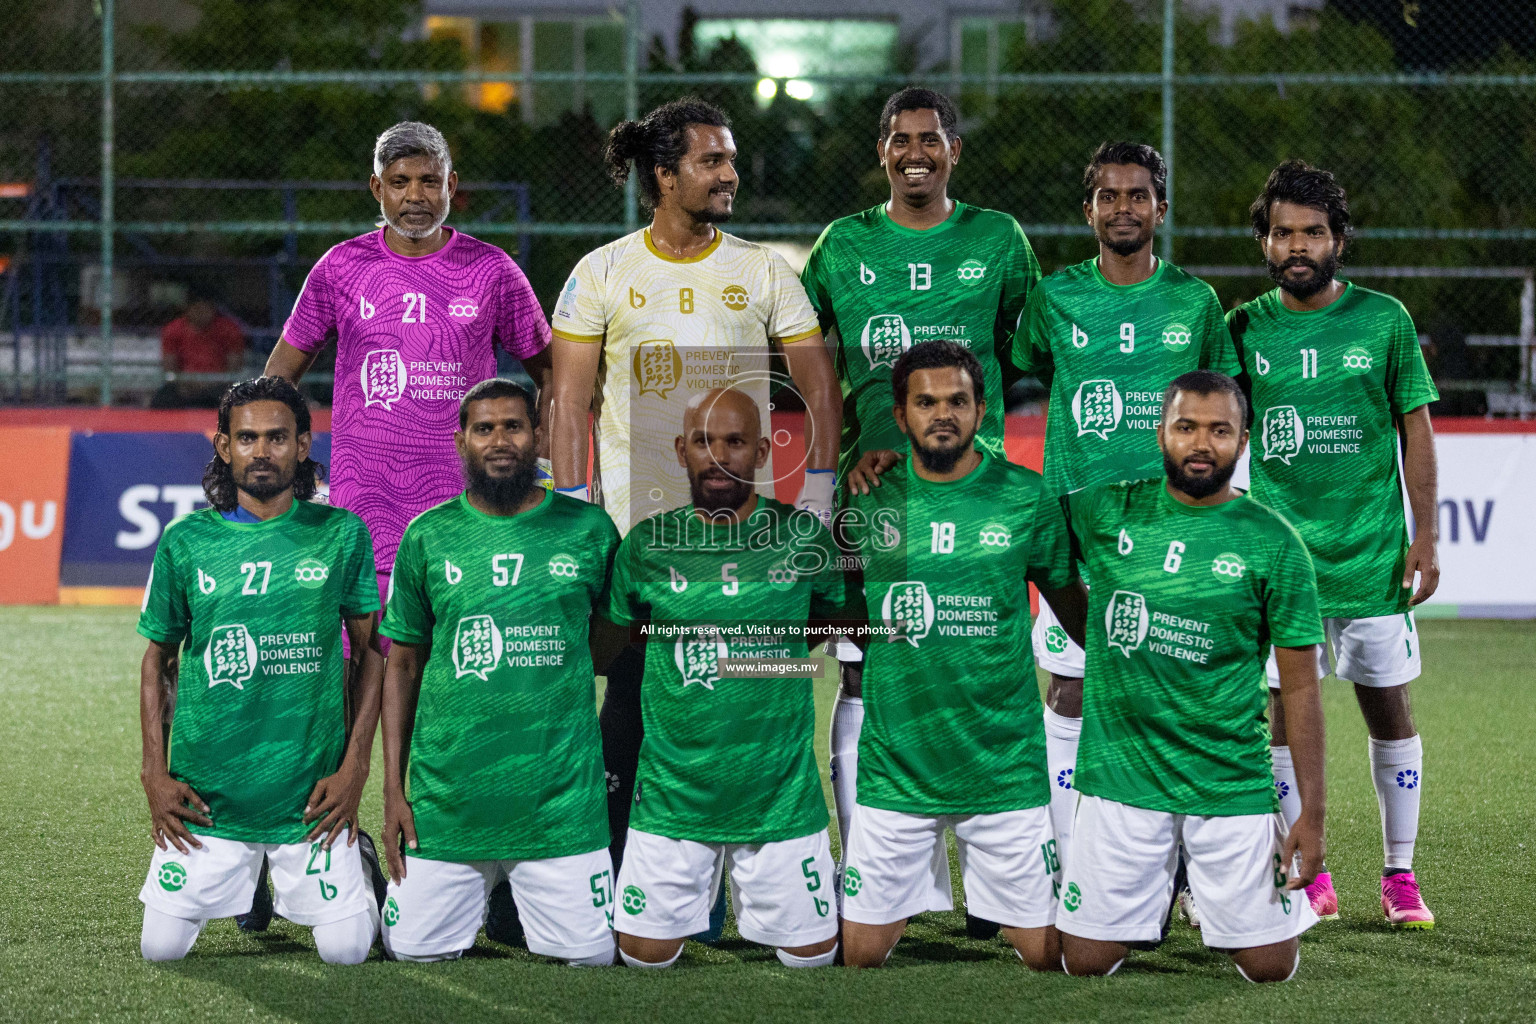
1231, 160, 1440, 927
1058, 371, 1325, 983
378, 380, 619, 966
798, 86, 1041, 869
837, 342, 1086, 970
548, 97, 841, 883
136, 377, 384, 964
605, 388, 844, 969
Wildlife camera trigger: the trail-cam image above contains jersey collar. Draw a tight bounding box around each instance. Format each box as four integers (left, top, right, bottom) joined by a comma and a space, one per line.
643, 227, 724, 263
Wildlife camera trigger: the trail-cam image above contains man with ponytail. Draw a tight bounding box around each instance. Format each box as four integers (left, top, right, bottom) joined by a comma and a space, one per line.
547, 98, 842, 903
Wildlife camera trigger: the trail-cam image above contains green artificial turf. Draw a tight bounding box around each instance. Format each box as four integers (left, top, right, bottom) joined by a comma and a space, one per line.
0, 609, 1531, 1023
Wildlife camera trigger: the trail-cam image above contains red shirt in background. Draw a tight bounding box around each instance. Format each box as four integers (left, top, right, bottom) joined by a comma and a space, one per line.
161, 314, 245, 373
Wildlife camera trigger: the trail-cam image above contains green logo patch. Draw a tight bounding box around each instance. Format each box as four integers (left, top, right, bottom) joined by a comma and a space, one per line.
383, 896, 400, 927
293, 558, 330, 589
621, 885, 647, 915
1062, 881, 1082, 912
843, 866, 863, 898
1045, 626, 1070, 654
1342, 346, 1373, 375
157, 862, 187, 892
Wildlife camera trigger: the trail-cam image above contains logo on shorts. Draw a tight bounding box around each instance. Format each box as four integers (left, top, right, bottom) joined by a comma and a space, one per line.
882, 581, 935, 649
1056, 767, 1074, 790
1342, 346, 1373, 375
452, 614, 503, 680
721, 285, 750, 310
843, 867, 863, 897
1044, 626, 1070, 654
383, 896, 400, 927
621, 885, 646, 915
1396, 769, 1420, 789
1260, 406, 1305, 465
548, 553, 579, 579
317, 878, 338, 901
675, 627, 729, 690
1161, 322, 1193, 351
862, 314, 912, 370
294, 558, 329, 589
447, 296, 479, 320
634, 339, 682, 398
1062, 881, 1082, 912
1105, 590, 1149, 657
1211, 552, 1247, 581
361, 349, 408, 410
157, 862, 187, 892
978, 524, 1011, 550
957, 259, 987, 284
205, 624, 258, 689
1072, 380, 1123, 439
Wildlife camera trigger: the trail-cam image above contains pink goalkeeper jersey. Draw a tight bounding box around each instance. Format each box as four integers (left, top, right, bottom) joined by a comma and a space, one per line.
282, 227, 550, 572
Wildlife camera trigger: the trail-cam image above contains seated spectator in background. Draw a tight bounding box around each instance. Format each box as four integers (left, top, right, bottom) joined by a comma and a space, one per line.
153, 297, 247, 408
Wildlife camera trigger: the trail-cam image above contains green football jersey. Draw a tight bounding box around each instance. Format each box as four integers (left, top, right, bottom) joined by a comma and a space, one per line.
1014, 258, 1238, 498
1069, 479, 1324, 815
382, 490, 617, 861
607, 496, 845, 844
136, 502, 379, 843
1228, 283, 1439, 618
800, 202, 1040, 478
842, 453, 1075, 815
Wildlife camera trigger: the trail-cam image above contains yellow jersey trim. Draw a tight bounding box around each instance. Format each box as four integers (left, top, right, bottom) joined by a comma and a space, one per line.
552, 328, 604, 343
643, 227, 725, 264
776, 327, 822, 345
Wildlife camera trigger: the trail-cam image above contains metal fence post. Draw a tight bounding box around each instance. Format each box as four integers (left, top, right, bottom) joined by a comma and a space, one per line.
98, 0, 115, 405
1161, 0, 1175, 263
623, 0, 639, 232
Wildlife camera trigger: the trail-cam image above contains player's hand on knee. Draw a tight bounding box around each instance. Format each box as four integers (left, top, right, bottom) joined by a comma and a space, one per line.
304, 756, 367, 850
846, 449, 900, 495
142, 770, 210, 853
382, 787, 417, 880
1282, 812, 1325, 890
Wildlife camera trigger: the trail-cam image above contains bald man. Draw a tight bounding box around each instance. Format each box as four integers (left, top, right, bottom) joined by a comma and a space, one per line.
603, 388, 848, 969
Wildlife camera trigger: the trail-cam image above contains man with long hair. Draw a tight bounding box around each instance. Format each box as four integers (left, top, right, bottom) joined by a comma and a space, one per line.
135, 377, 386, 963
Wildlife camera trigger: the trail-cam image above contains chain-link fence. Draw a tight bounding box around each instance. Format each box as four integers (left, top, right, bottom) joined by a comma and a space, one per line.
2, 0, 1533, 406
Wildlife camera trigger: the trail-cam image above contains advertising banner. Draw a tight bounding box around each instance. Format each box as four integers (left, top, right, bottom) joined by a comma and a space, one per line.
0, 427, 71, 604
1422, 434, 1536, 615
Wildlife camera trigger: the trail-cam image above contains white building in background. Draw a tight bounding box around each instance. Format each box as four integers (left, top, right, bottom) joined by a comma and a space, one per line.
421, 0, 1329, 123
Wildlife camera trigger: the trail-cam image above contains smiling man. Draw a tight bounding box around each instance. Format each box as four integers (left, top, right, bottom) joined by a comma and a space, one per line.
1057, 370, 1325, 983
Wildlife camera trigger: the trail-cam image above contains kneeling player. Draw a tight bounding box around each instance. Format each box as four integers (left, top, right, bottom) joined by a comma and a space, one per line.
137, 377, 385, 964
607, 388, 844, 969
1057, 371, 1325, 982
837, 342, 1087, 969
379, 380, 619, 966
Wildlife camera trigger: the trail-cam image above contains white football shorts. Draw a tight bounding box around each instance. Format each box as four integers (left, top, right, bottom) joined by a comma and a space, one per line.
1033, 595, 1086, 677
613, 828, 837, 948
840, 802, 1059, 929
1267, 611, 1421, 689
139, 828, 372, 926
1057, 794, 1317, 949
381, 848, 615, 962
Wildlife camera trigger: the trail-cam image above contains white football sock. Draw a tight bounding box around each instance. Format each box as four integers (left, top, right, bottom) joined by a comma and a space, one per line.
777, 943, 837, 968
140, 907, 205, 962
313, 907, 377, 965
1270, 745, 1303, 830
1370, 734, 1423, 871
829, 694, 864, 853
620, 945, 683, 969
1042, 706, 1081, 868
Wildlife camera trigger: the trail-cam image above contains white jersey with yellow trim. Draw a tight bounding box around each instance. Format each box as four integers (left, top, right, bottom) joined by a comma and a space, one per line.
552, 227, 821, 535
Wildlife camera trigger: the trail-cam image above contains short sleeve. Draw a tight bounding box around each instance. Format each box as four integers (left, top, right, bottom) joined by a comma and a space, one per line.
604, 534, 644, 626
799, 226, 836, 333
494, 254, 552, 360
998, 218, 1041, 351
137, 533, 189, 644
1197, 283, 1241, 377
550, 253, 608, 343
380, 526, 431, 644
765, 249, 821, 344
589, 511, 623, 611
1011, 286, 1055, 383
1024, 485, 1075, 592
1385, 303, 1439, 415
281, 251, 338, 352
339, 515, 380, 618
1264, 525, 1326, 649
